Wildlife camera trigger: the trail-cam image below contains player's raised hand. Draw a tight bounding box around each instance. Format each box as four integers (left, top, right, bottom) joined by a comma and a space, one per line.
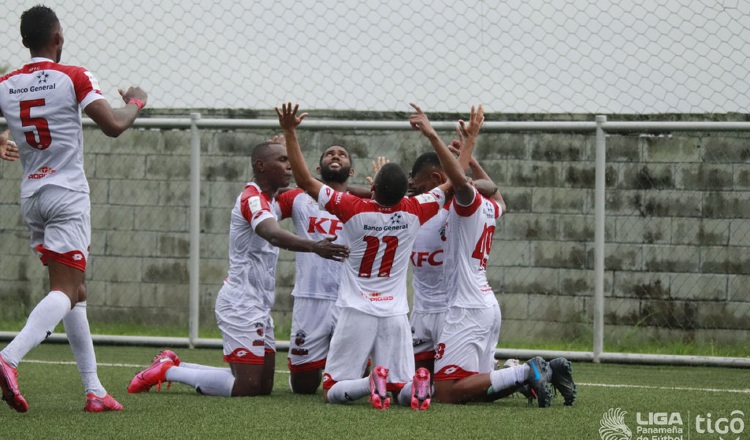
276, 102, 308, 132
458, 104, 484, 139
269, 134, 286, 146
312, 236, 350, 262
0, 139, 20, 162
409, 103, 438, 139
118, 86, 148, 107
448, 125, 465, 156
366, 156, 389, 185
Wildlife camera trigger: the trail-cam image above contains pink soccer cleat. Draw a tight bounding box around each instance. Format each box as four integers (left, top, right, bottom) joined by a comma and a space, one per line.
157, 349, 181, 366
368, 365, 390, 410
0, 354, 28, 413
410, 367, 431, 410
127, 354, 175, 393
84, 393, 123, 412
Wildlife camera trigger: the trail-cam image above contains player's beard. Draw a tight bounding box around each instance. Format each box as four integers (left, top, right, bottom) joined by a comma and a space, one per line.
320, 165, 351, 184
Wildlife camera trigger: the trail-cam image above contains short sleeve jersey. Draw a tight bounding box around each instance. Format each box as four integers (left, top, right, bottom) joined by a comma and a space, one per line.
222, 182, 279, 311
317, 185, 445, 317
276, 188, 345, 300
443, 187, 503, 309
0, 58, 105, 197
410, 206, 449, 313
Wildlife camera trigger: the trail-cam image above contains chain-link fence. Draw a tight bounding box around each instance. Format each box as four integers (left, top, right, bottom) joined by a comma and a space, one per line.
1, 1, 749, 361
2, 1, 749, 112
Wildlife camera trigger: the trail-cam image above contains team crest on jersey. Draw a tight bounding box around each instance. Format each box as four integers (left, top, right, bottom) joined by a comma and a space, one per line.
36, 71, 49, 84
294, 330, 307, 346
254, 323, 264, 336
388, 212, 403, 225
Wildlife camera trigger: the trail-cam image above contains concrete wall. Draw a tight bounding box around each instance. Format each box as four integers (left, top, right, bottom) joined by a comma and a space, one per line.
1, 111, 748, 346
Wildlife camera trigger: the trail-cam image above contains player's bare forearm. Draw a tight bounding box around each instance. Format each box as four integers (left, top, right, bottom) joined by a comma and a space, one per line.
276, 102, 322, 199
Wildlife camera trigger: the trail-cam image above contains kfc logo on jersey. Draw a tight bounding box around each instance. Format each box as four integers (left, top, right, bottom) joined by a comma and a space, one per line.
411, 250, 444, 267
307, 217, 343, 235
252, 340, 264, 346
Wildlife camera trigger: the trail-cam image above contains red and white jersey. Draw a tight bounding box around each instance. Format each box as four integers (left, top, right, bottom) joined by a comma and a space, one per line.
318, 184, 444, 317
276, 188, 344, 300
444, 187, 503, 309
0, 58, 105, 198
410, 206, 449, 313
222, 182, 279, 311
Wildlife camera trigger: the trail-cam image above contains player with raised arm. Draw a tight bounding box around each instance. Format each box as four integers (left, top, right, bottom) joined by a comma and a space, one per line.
127, 140, 349, 398
410, 103, 576, 406
277, 102, 443, 410
0, 5, 147, 413
276, 142, 356, 394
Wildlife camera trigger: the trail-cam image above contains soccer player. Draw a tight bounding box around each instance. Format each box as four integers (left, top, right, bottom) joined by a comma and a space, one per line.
276, 143, 355, 394
277, 102, 443, 410
127, 140, 350, 397
408, 147, 499, 378
0, 5, 148, 412
410, 103, 577, 406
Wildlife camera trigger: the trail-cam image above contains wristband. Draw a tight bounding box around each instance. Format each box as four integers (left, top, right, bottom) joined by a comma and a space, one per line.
128, 98, 145, 110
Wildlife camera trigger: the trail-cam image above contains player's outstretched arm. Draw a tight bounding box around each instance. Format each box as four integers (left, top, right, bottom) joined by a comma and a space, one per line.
276, 102, 323, 199
255, 218, 349, 261
410, 102, 476, 206
448, 126, 505, 211
85, 86, 148, 138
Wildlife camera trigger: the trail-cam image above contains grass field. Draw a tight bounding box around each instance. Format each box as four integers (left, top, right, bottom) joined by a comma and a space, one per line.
2, 344, 748, 440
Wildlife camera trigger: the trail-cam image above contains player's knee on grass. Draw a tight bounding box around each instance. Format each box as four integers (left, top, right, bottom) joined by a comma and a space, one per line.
230, 363, 271, 396
290, 369, 323, 394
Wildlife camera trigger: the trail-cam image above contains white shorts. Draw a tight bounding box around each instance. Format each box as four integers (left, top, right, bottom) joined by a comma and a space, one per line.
215, 286, 276, 364
323, 308, 414, 393
410, 310, 446, 362
434, 304, 501, 381
288, 297, 338, 372
21, 185, 91, 271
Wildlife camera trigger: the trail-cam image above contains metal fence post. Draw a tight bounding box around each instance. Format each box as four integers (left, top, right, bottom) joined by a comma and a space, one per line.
593, 115, 607, 363
189, 112, 202, 349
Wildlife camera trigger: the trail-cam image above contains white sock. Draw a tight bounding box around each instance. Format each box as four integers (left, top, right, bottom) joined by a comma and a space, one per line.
490, 364, 528, 393
165, 365, 234, 397
397, 381, 412, 406
0, 290, 71, 367
62, 301, 107, 397
326, 377, 370, 404
179, 362, 230, 372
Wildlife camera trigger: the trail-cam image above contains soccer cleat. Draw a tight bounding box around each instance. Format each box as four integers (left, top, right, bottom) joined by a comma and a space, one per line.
549, 357, 577, 406
501, 358, 534, 403
84, 393, 123, 412
410, 367, 431, 410
0, 354, 28, 413
156, 349, 181, 366
525, 356, 553, 408
368, 365, 390, 410
127, 355, 175, 393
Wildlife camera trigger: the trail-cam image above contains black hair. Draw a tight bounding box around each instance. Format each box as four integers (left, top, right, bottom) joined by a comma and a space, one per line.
411, 152, 441, 177
251, 141, 283, 172
374, 162, 408, 206
21, 5, 59, 51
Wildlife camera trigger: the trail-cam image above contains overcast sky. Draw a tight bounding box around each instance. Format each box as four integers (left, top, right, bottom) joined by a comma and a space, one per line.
2, 0, 748, 114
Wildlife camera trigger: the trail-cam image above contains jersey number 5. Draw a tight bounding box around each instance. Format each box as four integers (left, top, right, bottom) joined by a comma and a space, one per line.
471, 224, 495, 270
358, 235, 399, 278
20, 99, 52, 150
